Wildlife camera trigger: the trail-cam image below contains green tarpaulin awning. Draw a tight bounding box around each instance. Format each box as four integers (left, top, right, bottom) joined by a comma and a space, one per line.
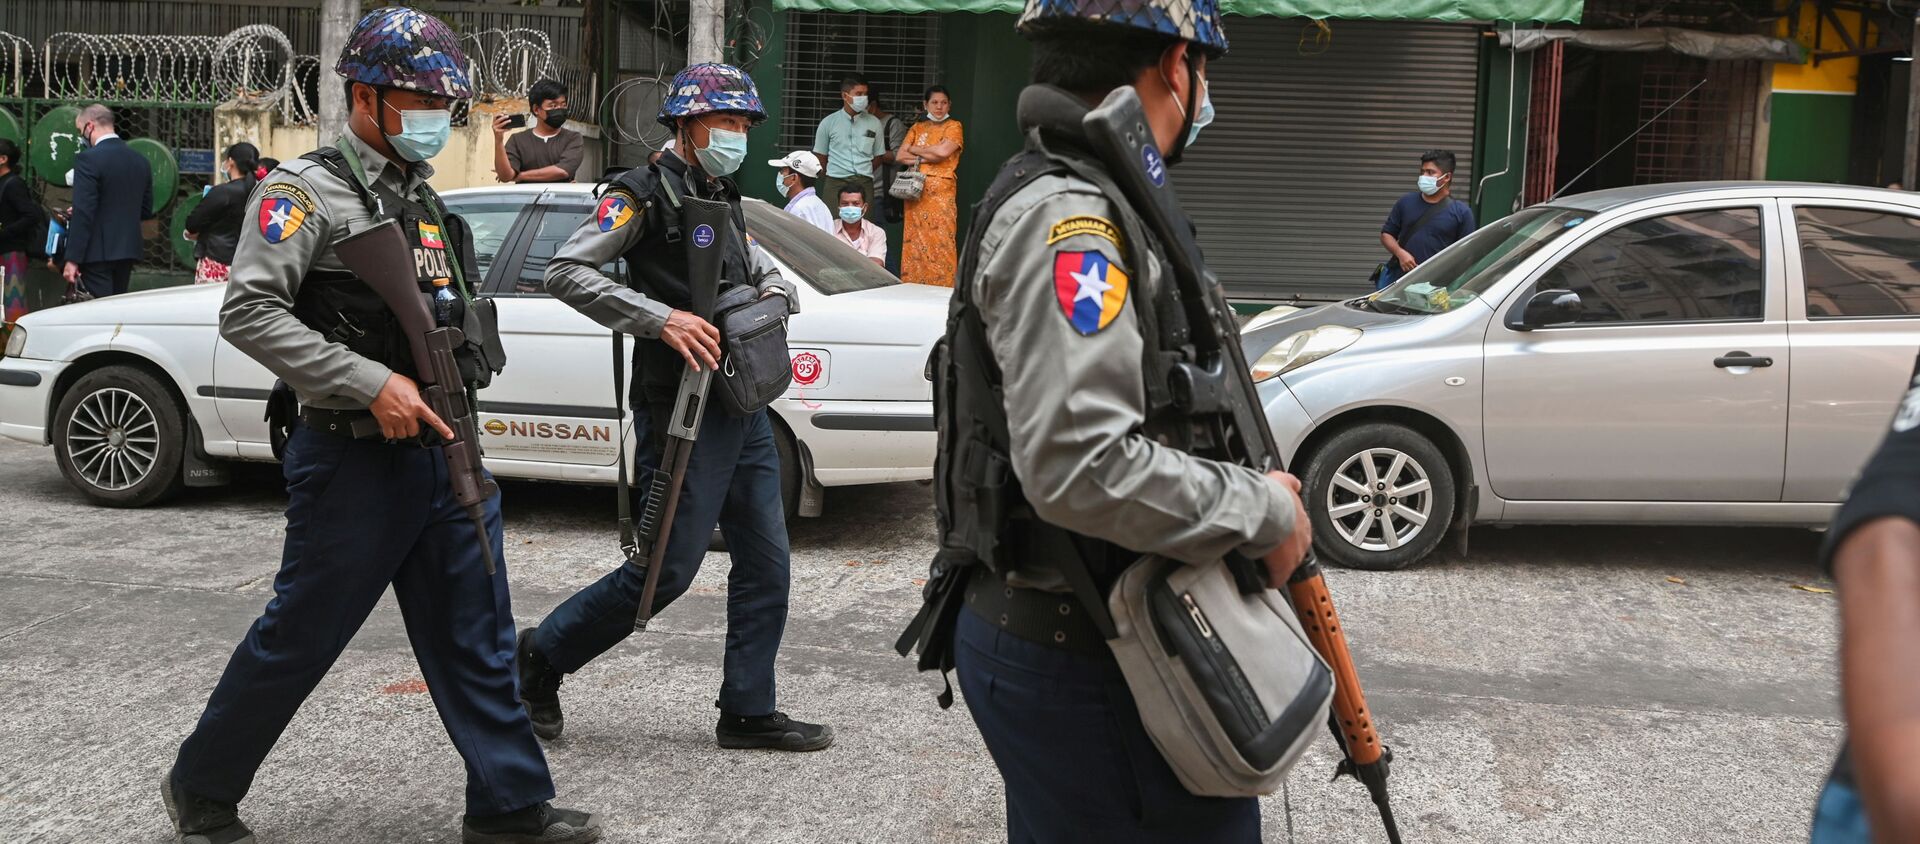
771, 0, 1581, 23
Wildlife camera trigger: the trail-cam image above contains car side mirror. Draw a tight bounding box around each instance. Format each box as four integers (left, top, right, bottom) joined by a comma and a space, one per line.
1507, 289, 1582, 331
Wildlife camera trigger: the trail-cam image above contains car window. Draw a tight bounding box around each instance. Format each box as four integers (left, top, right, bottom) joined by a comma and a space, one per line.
510, 206, 619, 296
1375, 206, 1586, 314
1796, 206, 1920, 319
441, 201, 522, 282
1531, 207, 1765, 325
744, 201, 900, 295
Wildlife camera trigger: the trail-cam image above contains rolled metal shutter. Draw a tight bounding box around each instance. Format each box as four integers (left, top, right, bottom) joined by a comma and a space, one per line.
1175, 19, 1483, 301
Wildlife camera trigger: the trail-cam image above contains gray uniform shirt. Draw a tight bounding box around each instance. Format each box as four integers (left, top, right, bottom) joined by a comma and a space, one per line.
219, 133, 432, 410
973, 171, 1297, 571
543, 160, 795, 340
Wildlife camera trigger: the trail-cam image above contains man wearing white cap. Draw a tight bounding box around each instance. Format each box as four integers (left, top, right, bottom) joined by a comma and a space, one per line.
769, 150, 834, 233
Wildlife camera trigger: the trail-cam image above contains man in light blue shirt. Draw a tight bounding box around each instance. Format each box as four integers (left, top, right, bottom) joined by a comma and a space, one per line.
812, 76, 885, 214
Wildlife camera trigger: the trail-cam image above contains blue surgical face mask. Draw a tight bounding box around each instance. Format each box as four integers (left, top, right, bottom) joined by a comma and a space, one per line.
850, 95, 869, 112
382, 102, 452, 162
927, 113, 949, 123
693, 126, 748, 176
839, 205, 864, 224
776, 171, 791, 198
1186, 77, 1215, 147
1418, 174, 1442, 196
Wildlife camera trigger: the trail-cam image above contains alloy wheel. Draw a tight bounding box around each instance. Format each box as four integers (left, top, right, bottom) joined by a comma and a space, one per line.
1325, 447, 1433, 553
65, 387, 160, 492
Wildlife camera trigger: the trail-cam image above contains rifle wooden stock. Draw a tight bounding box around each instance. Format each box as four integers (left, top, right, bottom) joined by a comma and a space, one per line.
1287, 565, 1383, 766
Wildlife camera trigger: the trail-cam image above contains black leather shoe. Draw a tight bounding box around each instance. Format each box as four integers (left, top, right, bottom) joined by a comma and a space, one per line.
515, 627, 564, 741
161, 770, 256, 844
716, 710, 835, 752
462, 802, 602, 844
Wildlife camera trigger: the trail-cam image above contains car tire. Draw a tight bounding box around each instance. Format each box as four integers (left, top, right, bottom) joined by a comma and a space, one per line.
1301, 422, 1455, 572
52, 365, 188, 508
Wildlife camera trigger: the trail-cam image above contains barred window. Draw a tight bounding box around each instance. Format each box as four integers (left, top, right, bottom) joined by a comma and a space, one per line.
779, 12, 942, 155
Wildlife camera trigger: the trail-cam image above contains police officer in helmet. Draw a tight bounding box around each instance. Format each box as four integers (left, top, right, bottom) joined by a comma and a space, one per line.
908, 0, 1312, 839
164, 8, 600, 843
513, 63, 833, 753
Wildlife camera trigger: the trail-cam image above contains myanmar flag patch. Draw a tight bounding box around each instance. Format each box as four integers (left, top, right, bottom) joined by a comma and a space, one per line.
1052, 250, 1129, 335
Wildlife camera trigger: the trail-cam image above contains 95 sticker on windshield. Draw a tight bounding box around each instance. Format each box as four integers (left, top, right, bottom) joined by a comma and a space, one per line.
790, 350, 830, 390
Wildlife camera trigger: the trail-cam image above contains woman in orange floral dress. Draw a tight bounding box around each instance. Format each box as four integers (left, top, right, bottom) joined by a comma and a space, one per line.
895, 86, 963, 287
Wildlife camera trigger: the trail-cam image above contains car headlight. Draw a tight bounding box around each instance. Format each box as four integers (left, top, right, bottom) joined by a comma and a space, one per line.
2, 326, 24, 359
1250, 325, 1361, 382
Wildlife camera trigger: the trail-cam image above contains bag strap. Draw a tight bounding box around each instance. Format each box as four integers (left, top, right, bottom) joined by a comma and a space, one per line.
1389, 196, 1451, 256
614, 331, 638, 562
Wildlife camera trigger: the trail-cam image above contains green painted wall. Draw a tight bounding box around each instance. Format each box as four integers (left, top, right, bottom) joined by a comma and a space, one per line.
745, 1, 789, 207
1767, 93, 1853, 183
938, 13, 1031, 241
1471, 40, 1530, 223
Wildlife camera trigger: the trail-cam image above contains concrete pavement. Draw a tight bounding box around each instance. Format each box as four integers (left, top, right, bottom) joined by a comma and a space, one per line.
0, 437, 1841, 842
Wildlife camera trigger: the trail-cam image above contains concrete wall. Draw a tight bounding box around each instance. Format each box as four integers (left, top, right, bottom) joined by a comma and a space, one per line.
213, 100, 605, 191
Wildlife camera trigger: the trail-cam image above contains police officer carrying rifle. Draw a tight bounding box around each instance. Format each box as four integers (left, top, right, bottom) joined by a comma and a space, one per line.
512, 64, 834, 753
163, 9, 600, 843
902, 0, 1313, 839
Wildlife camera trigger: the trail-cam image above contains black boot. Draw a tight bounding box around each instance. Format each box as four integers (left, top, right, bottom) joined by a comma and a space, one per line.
716, 710, 835, 752
462, 802, 602, 844
161, 770, 256, 844
515, 627, 564, 741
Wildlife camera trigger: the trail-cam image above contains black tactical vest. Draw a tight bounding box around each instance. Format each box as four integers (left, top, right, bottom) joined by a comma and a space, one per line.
933, 131, 1194, 590
290, 147, 492, 388
608, 155, 751, 411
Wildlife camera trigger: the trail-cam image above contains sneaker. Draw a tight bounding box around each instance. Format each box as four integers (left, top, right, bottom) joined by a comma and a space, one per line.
716, 710, 835, 752
462, 802, 602, 844
515, 628, 564, 741
161, 770, 256, 844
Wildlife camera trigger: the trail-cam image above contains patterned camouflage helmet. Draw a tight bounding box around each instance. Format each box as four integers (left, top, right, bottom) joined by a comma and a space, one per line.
334, 7, 475, 100
657, 63, 767, 127
1017, 0, 1229, 55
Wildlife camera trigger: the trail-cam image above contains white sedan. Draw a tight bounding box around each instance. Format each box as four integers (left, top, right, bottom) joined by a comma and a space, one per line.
0, 186, 949, 516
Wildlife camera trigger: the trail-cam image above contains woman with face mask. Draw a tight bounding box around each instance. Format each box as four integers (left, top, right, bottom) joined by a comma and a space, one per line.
893, 85, 964, 287
0, 138, 45, 341
181, 141, 264, 284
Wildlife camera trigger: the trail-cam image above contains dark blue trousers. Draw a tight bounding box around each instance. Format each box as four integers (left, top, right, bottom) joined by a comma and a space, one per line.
174, 424, 554, 815
531, 406, 791, 716
955, 608, 1262, 843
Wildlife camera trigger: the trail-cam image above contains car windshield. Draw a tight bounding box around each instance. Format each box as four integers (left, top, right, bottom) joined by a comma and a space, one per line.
744, 201, 900, 295
1369, 206, 1589, 315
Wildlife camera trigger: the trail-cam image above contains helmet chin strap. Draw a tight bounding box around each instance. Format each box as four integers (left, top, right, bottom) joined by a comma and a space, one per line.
1164, 49, 1200, 166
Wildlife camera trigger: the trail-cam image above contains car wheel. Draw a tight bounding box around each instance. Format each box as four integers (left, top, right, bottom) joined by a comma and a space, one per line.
1301, 422, 1455, 571
772, 419, 801, 520
52, 365, 188, 508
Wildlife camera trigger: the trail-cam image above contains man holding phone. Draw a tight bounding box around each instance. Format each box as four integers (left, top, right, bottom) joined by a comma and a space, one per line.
493, 78, 583, 183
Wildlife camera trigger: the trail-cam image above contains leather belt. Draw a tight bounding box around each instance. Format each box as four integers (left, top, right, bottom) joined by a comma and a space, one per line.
964, 580, 1110, 657
299, 407, 386, 441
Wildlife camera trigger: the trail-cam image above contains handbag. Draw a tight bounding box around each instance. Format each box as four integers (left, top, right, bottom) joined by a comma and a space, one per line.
711, 284, 792, 416
1099, 554, 1334, 797
889, 165, 926, 202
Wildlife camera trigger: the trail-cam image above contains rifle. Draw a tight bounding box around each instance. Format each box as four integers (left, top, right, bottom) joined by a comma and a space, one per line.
335, 219, 499, 575
622, 194, 732, 631
1081, 87, 1404, 843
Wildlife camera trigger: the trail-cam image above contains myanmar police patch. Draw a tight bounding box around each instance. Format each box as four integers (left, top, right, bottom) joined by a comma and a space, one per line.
596, 192, 636, 232
1052, 250, 1129, 336
257, 184, 315, 244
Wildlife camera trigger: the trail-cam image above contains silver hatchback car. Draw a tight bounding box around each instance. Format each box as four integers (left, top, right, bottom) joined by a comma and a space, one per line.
1239, 182, 1920, 571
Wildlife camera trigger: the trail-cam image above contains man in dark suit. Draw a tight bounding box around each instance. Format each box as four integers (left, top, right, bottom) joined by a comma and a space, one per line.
61, 104, 153, 298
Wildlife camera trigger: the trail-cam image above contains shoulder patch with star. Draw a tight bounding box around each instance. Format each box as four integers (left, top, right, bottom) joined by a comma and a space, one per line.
1053, 250, 1129, 335
257, 183, 316, 244
596, 189, 638, 233
1047, 215, 1123, 248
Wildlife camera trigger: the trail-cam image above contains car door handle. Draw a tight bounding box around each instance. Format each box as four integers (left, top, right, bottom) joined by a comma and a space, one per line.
1714, 352, 1773, 368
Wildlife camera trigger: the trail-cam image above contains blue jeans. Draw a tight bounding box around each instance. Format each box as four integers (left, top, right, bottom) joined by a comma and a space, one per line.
174, 424, 554, 815
954, 608, 1261, 843
531, 406, 791, 716
1811, 776, 1871, 843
